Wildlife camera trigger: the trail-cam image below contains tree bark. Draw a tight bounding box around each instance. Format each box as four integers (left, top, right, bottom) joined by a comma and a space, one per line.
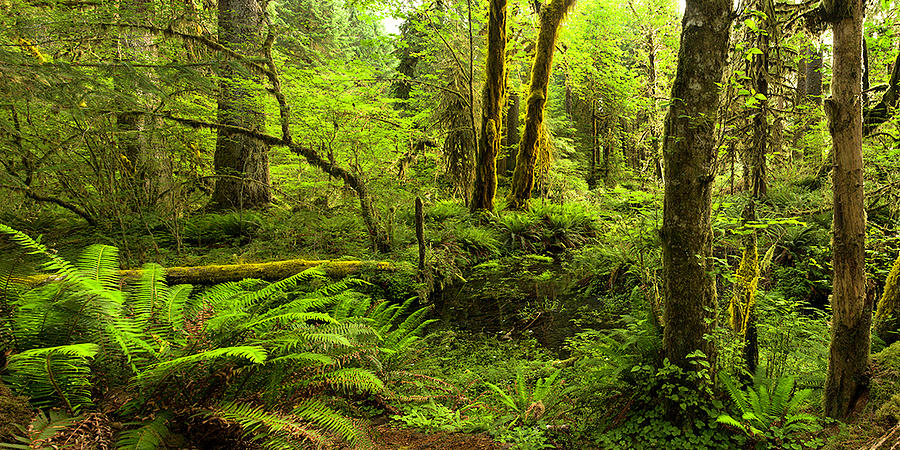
660, 0, 732, 369
806, 41, 823, 104
823, 0, 870, 420
471, 0, 507, 212
211, 0, 272, 210
507, 0, 575, 210
501, 92, 520, 177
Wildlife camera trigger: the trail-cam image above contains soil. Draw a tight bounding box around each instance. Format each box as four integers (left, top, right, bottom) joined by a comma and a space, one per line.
368, 424, 506, 450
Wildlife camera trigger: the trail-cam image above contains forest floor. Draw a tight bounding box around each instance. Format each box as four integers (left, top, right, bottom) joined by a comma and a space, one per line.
367, 424, 504, 449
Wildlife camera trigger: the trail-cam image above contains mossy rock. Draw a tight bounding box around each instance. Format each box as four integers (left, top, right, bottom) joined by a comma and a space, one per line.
874, 341, 900, 372
872, 341, 900, 406
875, 394, 900, 424
0, 382, 32, 441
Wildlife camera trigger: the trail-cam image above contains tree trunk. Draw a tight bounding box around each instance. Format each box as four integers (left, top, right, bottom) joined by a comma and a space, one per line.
660, 0, 732, 369
507, 0, 575, 210
806, 41, 823, 104
211, 0, 272, 210
501, 92, 520, 177
471, 0, 507, 212
116, 0, 166, 211
823, 0, 870, 420
874, 253, 900, 345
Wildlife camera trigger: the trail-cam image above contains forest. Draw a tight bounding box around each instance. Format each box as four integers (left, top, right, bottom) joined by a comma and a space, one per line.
1, 0, 900, 447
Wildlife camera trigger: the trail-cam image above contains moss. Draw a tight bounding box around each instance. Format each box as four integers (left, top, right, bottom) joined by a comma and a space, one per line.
875, 253, 900, 345
875, 394, 900, 423
21, 259, 396, 286
0, 382, 32, 441
871, 341, 900, 405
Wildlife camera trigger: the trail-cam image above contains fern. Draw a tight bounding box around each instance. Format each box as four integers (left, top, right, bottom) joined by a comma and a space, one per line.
116, 412, 174, 450
205, 401, 329, 449
0, 410, 78, 449
135, 346, 267, 386
293, 399, 364, 446
5, 343, 99, 413
717, 372, 819, 441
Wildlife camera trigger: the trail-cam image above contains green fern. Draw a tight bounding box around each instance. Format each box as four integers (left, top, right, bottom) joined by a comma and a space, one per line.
716, 372, 819, 441
0, 410, 78, 450
205, 401, 329, 449
5, 343, 99, 413
135, 345, 267, 387
116, 412, 174, 450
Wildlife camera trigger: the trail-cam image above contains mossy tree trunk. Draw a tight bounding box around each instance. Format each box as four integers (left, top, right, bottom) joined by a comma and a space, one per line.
823, 0, 870, 420
501, 92, 521, 177
471, 0, 508, 212
211, 0, 272, 210
507, 0, 575, 210
660, 0, 732, 369
875, 254, 900, 346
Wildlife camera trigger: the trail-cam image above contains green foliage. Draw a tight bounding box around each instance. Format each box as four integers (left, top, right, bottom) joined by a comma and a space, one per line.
0, 410, 78, 450
180, 212, 262, 246
496, 426, 555, 450
391, 400, 492, 433
484, 366, 570, 426
4, 344, 99, 413
716, 372, 822, 448
0, 224, 432, 448
587, 353, 743, 449
115, 412, 174, 450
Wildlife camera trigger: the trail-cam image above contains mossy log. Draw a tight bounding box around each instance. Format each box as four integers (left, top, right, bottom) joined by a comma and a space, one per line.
20, 259, 395, 286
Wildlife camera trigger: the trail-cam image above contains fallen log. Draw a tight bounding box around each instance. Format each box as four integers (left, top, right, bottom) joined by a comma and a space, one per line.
18, 259, 396, 286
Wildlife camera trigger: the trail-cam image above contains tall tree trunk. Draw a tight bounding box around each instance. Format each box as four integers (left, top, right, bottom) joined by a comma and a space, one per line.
471, 0, 507, 212
501, 92, 520, 177
116, 0, 166, 211
660, 0, 732, 369
823, 0, 870, 420
806, 40, 823, 104
211, 0, 272, 210
507, 0, 575, 210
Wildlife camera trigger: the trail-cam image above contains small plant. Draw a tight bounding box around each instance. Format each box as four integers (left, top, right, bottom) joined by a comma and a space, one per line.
391, 400, 492, 433
485, 366, 570, 426
497, 425, 554, 450
716, 372, 822, 449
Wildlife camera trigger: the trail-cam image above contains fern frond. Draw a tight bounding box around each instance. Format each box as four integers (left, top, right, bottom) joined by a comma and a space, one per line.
135, 346, 266, 387
768, 375, 794, 419
243, 312, 337, 330
6, 343, 99, 412
293, 399, 362, 446
116, 412, 174, 450
76, 245, 121, 291
205, 401, 328, 449
719, 372, 751, 417
314, 367, 383, 394
130, 263, 169, 328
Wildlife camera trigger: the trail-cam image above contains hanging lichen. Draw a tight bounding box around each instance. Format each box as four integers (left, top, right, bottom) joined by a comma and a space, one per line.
875, 253, 900, 345
729, 229, 760, 337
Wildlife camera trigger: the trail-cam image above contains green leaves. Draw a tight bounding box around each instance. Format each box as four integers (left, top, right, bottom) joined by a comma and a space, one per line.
6, 343, 100, 413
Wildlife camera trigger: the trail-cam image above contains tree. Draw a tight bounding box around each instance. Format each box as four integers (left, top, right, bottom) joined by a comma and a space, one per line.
660, 0, 732, 368
470, 0, 508, 212
211, 0, 272, 210
508, 0, 576, 210
823, 0, 870, 420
